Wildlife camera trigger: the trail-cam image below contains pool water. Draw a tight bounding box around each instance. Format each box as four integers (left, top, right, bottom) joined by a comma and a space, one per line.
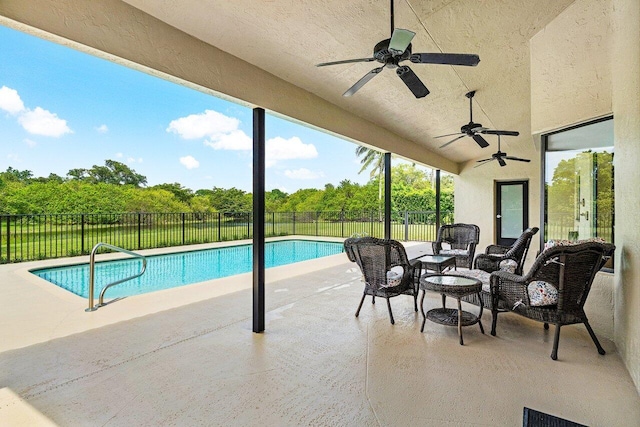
32, 240, 344, 298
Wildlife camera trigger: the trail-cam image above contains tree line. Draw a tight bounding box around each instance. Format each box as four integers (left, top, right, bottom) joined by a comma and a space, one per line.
0, 159, 454, 217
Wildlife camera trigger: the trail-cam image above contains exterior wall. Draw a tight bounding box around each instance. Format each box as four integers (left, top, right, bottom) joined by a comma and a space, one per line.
612, 0, 640, 393
528, 0, 640, 392
530, 0, 613, 133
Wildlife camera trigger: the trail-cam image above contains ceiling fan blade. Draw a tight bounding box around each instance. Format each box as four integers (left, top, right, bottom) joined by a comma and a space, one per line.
474, 159, 494, 168
481, 129, 520, 136
476, 158, 493, 163
504, 156, 531, 162
410, 53, 480, 66
497, 157, 507, 167
434, 132, 464, 139
343, 67, 384, 97
439, 134, 466, 149
316, 58, 376, 67
389, 29, 415, 55
396, 66, 429, 98
472, 134, 490, 148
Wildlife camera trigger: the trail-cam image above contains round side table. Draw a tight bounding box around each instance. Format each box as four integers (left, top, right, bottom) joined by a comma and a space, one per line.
419, 274, 484, 345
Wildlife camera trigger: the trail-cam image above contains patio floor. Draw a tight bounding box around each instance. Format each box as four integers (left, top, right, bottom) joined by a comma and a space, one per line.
1, 240, 639, 426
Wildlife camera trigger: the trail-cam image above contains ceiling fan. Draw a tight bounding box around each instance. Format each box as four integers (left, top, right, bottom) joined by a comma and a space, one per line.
475, 134, 530, 168
435, 90, 519, 148
316, 0, 480, 98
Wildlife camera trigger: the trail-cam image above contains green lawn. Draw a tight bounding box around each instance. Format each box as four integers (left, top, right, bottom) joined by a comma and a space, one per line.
1, 217, 440, 263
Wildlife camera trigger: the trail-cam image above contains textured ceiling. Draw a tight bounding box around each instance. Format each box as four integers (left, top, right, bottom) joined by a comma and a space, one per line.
123, 0, 574, 164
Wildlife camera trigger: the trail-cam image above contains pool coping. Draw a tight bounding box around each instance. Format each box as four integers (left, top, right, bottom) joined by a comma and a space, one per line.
1, 236, 424, 353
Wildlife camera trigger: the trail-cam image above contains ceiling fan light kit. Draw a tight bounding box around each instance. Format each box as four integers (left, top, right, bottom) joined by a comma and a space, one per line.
316, 0, 479, 98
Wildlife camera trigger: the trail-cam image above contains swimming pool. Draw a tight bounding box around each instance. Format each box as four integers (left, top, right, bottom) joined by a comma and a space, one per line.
31, 240, 344, 298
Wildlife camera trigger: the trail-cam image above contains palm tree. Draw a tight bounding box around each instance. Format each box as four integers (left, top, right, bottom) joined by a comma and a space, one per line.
355, 146, 387, 217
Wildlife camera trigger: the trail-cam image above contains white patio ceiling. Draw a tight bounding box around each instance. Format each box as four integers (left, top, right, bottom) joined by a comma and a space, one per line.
123, 0, 574, 166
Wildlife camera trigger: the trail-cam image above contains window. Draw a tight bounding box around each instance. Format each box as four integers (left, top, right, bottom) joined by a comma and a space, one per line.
542, 117, 614, 266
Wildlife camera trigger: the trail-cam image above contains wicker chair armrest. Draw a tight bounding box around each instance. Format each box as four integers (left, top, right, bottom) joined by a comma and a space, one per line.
486, 244, 510, 255
409, 259, 422, 270
474, 253, 503, 272
491, 271, 530, 306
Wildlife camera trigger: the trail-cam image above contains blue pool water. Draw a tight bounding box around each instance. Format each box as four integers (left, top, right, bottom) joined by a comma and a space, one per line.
31, 240, 344, 298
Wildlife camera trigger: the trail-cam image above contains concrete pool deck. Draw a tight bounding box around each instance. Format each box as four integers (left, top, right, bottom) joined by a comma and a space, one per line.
0, 236, 353, 352
1, 237, 639, 426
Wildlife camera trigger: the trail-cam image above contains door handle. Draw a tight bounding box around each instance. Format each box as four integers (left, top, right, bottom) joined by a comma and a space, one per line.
496, 215, 502, 219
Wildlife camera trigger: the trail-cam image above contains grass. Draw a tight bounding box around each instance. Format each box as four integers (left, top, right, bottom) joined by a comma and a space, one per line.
1, 219, 440, 263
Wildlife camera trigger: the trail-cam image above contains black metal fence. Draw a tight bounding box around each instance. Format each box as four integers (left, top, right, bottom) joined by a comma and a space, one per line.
0, 211, 453, 263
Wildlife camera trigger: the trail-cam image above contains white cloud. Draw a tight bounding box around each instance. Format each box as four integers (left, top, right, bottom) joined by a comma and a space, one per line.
203, 129, 252, 150
266, 136, 318, 167
0, 86, 25, 115
18, 107, 72, 137
96, 124, 109, 133
7, 153, 19, 162
180, 155, 200, 169
167, 110, 240, 140
167, 111, 318, 168
283, 168, 324, 180
24, 139, 37, 148
115, 152, 123, 158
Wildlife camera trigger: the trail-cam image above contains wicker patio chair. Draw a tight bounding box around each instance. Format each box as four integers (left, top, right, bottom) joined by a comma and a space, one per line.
491, 241, 615, 360
432, 223, 480, 269
474, 227, 539, 276
344, 237, 422, 324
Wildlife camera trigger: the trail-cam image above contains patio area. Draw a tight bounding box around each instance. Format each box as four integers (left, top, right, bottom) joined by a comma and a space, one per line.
1, 242, 639, 426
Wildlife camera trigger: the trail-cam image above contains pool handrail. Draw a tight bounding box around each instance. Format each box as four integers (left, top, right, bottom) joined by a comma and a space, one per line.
86, 243, 147, 312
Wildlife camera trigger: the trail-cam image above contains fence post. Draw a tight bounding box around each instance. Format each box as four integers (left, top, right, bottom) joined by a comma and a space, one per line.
341, 211, 345, 237
5, 216, 10, 263
247, 212, 250, 238
181, 212, 186, 245
292, 212, 296, 235
81, 214, 85, 254
272, 212, 275, 236
404, 211, 409, 241
316, 212, 319, 236
370, 211, 373, 236
217, 212, 221, 241
137, 213, 142, 250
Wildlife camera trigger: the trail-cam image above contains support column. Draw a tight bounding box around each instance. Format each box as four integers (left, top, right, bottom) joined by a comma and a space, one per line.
253, 108, 265, 333
384, 152, 392, 240
435, 169, 441, 234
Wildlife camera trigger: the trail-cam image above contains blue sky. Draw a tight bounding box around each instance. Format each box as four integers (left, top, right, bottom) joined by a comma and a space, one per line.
0, 25, 382, 193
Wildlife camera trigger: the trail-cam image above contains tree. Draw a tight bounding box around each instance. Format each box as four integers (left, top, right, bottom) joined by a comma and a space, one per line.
355, 146, 386, 215
266, 189, 288, 212
151, 183, 193, 204
206, 187, 252, 215
67, 160, 147, 187
391, 164, 430, 190
1, 167, 33, 183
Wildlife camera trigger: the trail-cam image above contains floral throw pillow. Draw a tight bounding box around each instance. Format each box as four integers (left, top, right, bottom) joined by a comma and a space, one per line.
499, 259, 518, 274
527, 281, 558, 306
544, 237, 605, 251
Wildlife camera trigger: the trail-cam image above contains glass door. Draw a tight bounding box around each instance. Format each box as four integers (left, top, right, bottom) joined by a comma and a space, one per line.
496, 181, 529, 246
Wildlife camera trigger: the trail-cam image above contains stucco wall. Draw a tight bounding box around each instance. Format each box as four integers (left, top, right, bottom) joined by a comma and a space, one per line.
612, 0, 640, 394
530, 0, 613, 133
529, 0, 640, 393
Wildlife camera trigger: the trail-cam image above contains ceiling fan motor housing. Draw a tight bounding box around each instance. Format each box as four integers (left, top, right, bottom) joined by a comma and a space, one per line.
374, 39, 412, 66
461, 122, 483, 134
